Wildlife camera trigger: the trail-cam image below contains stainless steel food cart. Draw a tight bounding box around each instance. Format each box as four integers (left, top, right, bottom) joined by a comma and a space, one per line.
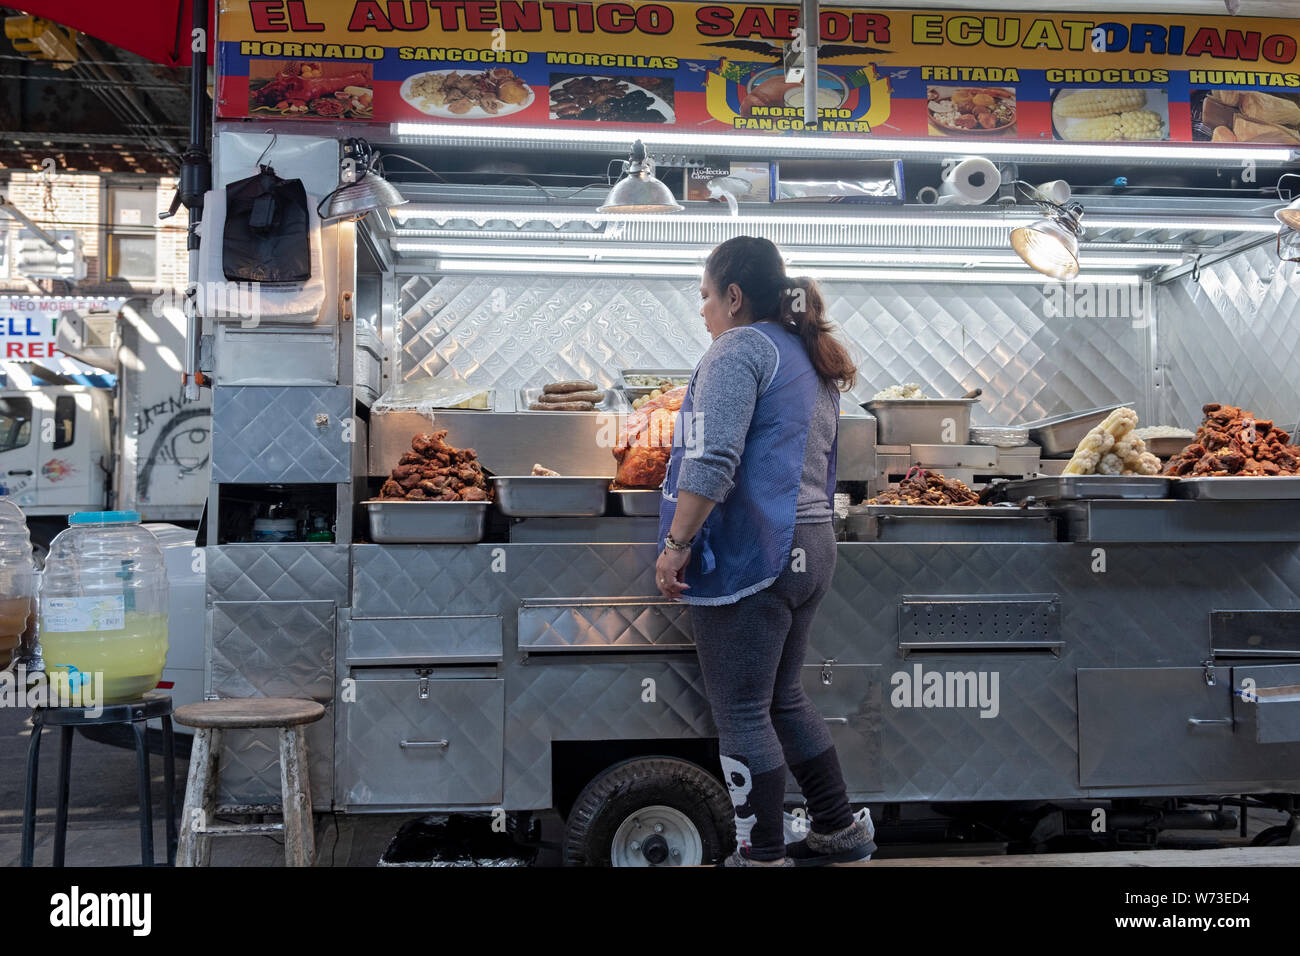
195, 9, 1300, 864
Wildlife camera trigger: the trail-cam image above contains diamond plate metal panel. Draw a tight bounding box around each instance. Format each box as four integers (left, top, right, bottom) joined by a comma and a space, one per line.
212, 385, 352, 483
210, 600, 335, 805
347, 616, 502, 663
1156, 245, 1300, 430
207, 544, 349, 604
518, 598, 693, 651
342, 675, 503, 806
397, 275, 1151, 427
504, 661, 714, 806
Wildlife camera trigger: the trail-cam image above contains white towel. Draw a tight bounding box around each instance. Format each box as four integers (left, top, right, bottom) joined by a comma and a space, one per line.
195, 187, 326, 324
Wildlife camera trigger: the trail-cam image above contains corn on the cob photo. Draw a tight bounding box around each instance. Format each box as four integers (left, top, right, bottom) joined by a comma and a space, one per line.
1054, 89, 1146, 118
1063, 109, 1165, 141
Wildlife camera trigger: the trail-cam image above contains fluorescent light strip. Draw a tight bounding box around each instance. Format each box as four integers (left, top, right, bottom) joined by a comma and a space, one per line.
392, 122, 1295, 164
391, 205, 1040, 228
392, 240, 1180, 268
428, 257, 1139, 285
1086, 217, 1282, 233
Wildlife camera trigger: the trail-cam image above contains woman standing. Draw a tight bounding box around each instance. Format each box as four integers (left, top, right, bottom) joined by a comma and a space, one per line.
656, 236, 874, 867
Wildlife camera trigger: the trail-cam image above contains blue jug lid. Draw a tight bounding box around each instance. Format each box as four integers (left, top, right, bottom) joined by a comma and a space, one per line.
69, 511, 141, 525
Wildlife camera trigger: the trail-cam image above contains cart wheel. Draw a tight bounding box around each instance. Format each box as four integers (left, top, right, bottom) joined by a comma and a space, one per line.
1251, 824, 1295, 847
562, 756, 733, 867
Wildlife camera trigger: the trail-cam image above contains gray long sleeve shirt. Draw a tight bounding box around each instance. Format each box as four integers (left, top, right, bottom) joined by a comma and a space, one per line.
676, 321, 837, 523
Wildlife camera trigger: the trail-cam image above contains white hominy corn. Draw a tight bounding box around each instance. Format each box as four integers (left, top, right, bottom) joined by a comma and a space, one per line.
1064, 109, 1164, 141
1055, 89, 1147, 118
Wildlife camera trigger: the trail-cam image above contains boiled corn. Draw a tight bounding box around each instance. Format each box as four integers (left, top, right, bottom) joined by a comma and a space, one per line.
1064, 109, 1165, 141
1055, 89, 1146, 118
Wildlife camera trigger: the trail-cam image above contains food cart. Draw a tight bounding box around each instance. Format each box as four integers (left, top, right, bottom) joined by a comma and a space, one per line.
196, 1, 1300, 864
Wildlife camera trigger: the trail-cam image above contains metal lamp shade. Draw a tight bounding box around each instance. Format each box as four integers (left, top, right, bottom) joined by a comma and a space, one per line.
599, 169, 683, 213
1275, 196, 1300, 230
326, 173, 408, 220
1011, 217, 1080, 280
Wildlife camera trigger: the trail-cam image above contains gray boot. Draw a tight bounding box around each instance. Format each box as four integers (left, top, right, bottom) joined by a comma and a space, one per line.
786, 818, 876, 866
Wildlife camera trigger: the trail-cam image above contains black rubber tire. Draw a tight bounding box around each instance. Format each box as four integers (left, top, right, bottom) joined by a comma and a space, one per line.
562, 756, 734, 867
1251, 824, 1295, 847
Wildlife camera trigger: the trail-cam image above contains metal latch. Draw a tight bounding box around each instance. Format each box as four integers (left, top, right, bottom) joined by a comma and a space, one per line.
1203, 659, 1216, 686
821, 659, 836, 686
414, 666, 433, 699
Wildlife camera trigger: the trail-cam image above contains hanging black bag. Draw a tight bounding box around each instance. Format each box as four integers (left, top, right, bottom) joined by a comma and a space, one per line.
223, 164, 311, 283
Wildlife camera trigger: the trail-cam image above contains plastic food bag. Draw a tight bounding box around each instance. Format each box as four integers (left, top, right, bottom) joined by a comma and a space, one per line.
373, 380, 493, 416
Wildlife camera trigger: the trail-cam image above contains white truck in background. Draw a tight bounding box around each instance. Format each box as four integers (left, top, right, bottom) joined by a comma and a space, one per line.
0, 294, 210, 714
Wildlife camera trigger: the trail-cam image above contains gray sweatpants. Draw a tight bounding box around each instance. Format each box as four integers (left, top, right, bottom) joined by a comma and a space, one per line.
689, 521, 854, 857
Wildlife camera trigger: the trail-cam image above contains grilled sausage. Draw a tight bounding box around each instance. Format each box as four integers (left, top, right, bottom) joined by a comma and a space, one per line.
538, 389, 603, 404
529, 401, 595, 411
542, 380, 599, 394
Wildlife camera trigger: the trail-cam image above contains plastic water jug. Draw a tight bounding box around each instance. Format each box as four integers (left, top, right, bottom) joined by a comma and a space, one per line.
0, 496, 35, 671
40, 511, 169, 703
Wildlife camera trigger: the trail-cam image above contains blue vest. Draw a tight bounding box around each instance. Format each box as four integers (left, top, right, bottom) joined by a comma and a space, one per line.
658, 321, 838, 606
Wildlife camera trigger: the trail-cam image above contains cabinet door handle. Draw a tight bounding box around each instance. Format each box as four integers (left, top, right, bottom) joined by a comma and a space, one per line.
1187, 717, 1233, 728
7, 470, 32, 476
400, 738, 449, 749
823, 717, 849, 725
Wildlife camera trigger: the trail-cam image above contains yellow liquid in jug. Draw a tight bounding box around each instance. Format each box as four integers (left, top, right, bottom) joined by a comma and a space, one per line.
40, 612, 168, 703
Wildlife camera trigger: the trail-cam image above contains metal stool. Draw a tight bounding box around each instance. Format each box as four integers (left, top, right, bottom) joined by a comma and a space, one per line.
21, 691, 177, 867
173, 697, 325, 867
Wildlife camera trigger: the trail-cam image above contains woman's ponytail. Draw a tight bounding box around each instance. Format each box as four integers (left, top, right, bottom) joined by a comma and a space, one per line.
779, 275, 857, 392
706, 236, 858, 392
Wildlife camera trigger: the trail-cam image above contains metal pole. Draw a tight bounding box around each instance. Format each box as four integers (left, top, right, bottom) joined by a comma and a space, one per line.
182, 0, 211, 401
802, 0, 818, 130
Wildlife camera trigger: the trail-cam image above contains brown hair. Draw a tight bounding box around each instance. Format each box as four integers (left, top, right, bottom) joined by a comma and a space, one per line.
705, 236, 857, 392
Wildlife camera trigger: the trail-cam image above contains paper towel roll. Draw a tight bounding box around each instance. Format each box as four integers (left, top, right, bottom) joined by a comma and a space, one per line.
936, 157, 1000, 205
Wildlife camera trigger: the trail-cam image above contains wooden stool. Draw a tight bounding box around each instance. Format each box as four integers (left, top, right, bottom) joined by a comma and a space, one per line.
173, 697, 325, 867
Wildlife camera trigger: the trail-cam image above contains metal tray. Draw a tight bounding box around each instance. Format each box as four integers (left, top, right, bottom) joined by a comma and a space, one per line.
619, 369, 692, 400
365, 500, 489, 543
520, 387, 619, 411
612, 488, 662, 516
862, 398, 978, 446
1020, 403, 1134, 458
988, 475, 1170, 503
1171, 476, 1300, 500
492, 476, 608, 517
1141, 435, 1194, 458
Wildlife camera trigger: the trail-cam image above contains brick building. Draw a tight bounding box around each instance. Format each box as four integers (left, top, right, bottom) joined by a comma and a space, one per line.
0, 170, 189, 296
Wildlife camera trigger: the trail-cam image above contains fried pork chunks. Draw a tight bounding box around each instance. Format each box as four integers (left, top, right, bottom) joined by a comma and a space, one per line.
1163, 403, 1300, 477
868, 470, 981, 506
378, 430, 493, 501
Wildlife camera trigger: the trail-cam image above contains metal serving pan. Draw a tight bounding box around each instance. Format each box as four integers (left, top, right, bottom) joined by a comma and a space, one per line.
619, 369, 692, 401
1171, 476, 1300, 500
520, 387, 620, 411
1019, 403, 1134, 458
492, 476, 608, 517
612, 488, 662, 516
863, 398, 979, 446
1141, 435, 1194, 458
365, 500, 489, 543
987, 475, 1170, 504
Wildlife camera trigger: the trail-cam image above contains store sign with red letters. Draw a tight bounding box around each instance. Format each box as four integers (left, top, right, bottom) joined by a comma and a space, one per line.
0, 297, 121, 362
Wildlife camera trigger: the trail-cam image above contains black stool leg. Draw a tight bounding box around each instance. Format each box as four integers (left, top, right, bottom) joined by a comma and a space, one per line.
53, 725, 73, 867
162, 715, 177, 866
132, 719, 154, 866
20, 711, 43, 867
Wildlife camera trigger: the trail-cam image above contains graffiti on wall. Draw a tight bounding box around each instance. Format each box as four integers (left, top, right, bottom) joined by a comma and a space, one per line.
134, 390, 211, 503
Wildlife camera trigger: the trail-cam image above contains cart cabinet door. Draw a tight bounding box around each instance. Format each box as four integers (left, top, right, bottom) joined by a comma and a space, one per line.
793, 664, 884, 794
342, 675, 505, 806
211, 385, 351, 483
1077, 667, 1300, 787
